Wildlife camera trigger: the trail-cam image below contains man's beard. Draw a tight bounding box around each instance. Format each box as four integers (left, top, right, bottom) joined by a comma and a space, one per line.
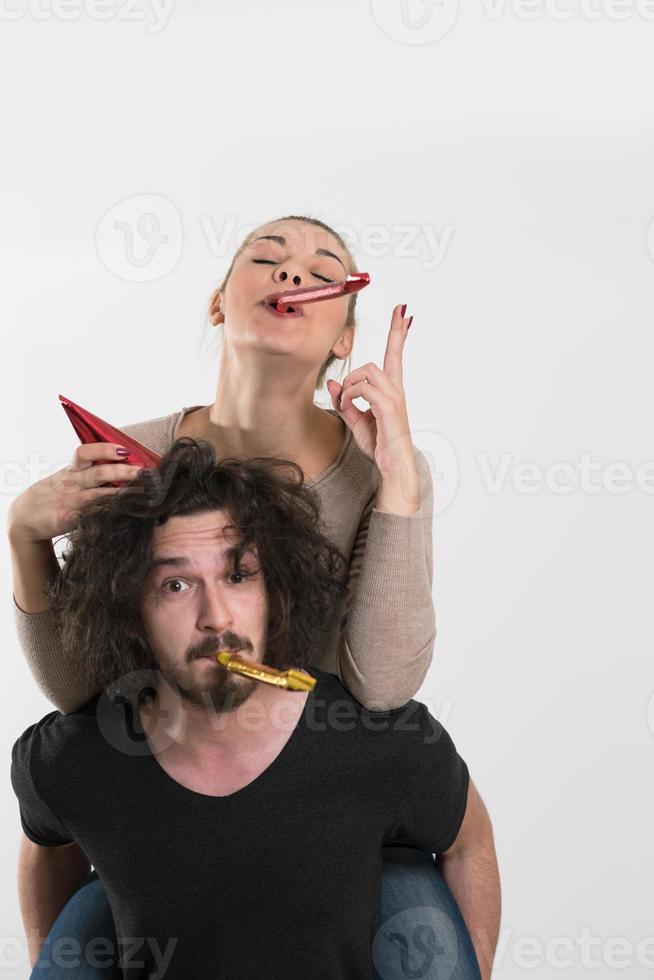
132, 627, 267, 715
157, 657, 257, 714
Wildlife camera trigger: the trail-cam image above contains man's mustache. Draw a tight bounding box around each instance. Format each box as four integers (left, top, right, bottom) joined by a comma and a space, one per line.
188, 634, 250, 661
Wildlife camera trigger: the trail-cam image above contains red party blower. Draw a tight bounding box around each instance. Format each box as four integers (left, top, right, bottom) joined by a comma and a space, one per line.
264, 272, 370, 313
59, 395, 161, 488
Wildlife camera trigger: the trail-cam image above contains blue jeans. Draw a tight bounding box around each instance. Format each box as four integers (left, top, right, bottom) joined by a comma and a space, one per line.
31, 845, 480, 978
374, 846, 481, 979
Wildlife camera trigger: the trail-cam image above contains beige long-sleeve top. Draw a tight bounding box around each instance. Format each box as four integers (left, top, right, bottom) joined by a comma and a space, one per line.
13, 406, 436, 713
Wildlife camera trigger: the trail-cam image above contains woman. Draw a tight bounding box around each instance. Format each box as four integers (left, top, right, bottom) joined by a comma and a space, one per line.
9, 215, 481, 979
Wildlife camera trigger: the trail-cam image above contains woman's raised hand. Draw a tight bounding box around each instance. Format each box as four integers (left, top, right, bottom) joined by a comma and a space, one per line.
326, 303, 414, 478
7, 443, 144, 544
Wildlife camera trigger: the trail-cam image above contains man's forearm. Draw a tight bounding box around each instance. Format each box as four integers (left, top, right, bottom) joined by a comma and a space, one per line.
438, 836, 501, 980
18, 836, 91, 967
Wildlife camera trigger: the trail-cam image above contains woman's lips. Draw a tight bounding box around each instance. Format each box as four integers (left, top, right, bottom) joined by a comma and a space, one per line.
261, 300, 303, 319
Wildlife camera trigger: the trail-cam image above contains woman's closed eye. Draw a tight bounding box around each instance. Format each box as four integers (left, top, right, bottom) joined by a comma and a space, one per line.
252, 258, 334, 284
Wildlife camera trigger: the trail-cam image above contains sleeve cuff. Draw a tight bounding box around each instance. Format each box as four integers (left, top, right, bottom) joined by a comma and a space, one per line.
19, 812, 74, 848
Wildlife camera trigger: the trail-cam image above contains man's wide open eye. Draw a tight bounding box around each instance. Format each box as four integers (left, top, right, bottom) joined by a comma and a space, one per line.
228, 567, 258, 585
162, 579, 190, 594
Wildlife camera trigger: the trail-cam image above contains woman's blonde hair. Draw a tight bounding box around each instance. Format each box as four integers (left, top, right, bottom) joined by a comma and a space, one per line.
205, 214, 361, 391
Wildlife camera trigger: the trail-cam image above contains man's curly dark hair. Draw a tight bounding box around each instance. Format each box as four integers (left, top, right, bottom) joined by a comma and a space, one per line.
48, 437, 348, 693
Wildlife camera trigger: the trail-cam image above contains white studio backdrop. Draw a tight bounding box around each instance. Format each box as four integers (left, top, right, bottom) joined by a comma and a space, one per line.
1, 2, 653, 978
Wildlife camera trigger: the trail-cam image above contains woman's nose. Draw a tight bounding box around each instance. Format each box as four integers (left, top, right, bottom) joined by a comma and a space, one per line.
276, 268, 302, 286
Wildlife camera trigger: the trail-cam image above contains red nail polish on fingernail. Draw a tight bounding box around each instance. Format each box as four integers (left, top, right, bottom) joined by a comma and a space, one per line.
116, 448, 131, 456
407, 315, 413, 330
400, 304, 407, 317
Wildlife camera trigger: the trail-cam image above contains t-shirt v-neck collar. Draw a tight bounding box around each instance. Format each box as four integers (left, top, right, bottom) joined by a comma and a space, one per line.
113, 672, 323, 805
172, 406, 352, 489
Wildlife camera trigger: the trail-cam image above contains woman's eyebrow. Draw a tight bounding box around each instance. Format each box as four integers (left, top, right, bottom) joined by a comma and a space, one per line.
251, 235, 346, 272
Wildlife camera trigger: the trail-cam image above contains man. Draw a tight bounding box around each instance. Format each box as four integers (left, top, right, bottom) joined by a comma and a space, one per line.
11, 438, 500, 979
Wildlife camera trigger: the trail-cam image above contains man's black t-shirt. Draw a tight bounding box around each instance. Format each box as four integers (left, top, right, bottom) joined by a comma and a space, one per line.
11, 668, 469, 979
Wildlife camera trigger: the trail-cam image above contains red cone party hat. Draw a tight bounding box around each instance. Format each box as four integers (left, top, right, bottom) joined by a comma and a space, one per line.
59, 394, 161, 487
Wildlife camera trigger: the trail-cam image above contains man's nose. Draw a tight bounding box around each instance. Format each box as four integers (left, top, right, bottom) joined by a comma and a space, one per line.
196, 584, 232, 632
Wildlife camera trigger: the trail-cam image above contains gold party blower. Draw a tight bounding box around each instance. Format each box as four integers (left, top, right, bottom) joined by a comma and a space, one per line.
215, 652, 316, 692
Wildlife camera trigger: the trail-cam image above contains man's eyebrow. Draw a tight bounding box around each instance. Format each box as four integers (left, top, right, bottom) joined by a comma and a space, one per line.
251, 235, 347, 273
149, 545, 256, 572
